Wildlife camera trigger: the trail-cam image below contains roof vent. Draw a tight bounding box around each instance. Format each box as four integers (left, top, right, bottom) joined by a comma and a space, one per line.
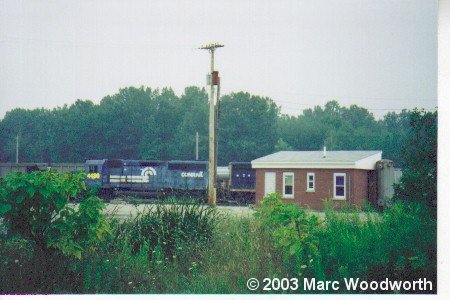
323, 146, 327, 158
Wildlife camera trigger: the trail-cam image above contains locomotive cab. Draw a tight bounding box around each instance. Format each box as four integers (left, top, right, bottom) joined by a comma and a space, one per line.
85, 159, 106, 188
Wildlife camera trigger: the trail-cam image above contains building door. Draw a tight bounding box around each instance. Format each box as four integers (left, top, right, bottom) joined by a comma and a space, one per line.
264, 172, 276, 196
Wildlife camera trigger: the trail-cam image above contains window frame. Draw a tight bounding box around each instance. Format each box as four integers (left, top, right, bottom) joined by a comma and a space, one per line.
306, 172, 315, 192
333, 173, 346, 200
89, 165, 98, 173
283, 172, 295, 198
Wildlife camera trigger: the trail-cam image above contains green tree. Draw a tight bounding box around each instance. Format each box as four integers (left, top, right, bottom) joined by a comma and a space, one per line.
394, 109, 437, 210
274, 138, 293, 151
0, 170, 110, 292
380, 110, 410, 166
0, 88, 413, 167
168, 86, 209, 160
99, 86, 157, 159
139, 88, 181, 160
218, 92, 280, 164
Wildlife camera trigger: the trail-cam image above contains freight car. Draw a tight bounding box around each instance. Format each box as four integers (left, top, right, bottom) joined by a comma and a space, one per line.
217, 162, 255, 204
0, 163, 85, 177
85, 159, 256, 202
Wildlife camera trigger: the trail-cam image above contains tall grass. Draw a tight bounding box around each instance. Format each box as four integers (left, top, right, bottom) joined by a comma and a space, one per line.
317, 201, 436, 289
256, 194, 436, 293
0, 196, 437, 294
73, 210, 283, 293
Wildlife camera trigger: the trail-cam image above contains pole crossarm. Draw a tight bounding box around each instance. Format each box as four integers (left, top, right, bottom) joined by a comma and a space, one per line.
199, 43, 224, 51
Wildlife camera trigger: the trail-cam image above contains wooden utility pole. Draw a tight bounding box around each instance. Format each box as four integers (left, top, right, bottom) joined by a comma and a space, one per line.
195, 131, 199, 161
215, 74, 221, 187
16, 134, 19, 163
199, 43, 223, 205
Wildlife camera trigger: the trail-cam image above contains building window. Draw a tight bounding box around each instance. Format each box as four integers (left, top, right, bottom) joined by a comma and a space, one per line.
283, 172, 294, 198
89, 165, 98, 173
307, 172, 315, 192
334, 173, 346, 200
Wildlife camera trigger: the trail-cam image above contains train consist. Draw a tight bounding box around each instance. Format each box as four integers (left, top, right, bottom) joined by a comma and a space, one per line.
85, 159, 255, 202
0, 159, 402, 206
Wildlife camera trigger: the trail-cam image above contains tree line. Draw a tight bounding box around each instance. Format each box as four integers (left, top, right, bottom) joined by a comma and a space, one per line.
0, 86, 428, 167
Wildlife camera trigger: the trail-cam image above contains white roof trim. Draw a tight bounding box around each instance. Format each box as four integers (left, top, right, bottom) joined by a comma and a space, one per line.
253, 161, 355, 165
251, 152, 382, 170
251, 163, 356, 169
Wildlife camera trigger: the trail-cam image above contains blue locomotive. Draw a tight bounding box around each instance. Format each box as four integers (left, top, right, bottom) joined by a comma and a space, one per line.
84, 159, 255, 202
85, 159, 208, 198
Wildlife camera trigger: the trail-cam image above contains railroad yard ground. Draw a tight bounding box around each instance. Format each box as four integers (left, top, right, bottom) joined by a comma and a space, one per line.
101, 198, 378, 220
103, 201, 256, 219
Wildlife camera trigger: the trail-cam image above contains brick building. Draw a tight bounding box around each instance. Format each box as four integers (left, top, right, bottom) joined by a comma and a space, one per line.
251, 149, 382, 209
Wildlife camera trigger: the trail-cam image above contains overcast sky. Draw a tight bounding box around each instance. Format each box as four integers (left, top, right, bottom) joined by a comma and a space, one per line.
0, 0, 437, 119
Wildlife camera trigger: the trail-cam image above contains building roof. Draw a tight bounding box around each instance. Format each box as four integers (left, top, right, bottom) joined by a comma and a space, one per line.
251, 150, 382, 170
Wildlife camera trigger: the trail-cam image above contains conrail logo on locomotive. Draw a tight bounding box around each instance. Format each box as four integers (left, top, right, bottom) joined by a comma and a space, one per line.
109, 167, 157, 183
141, 167, 157, 177
181, 171, 204, 178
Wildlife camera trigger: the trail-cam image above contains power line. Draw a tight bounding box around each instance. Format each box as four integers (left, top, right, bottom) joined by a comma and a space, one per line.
218, 88, 437, 112
278, 103, 437, 110
0, 36, 194, 50
219, 87, 436, 103
278, 104, 437, 112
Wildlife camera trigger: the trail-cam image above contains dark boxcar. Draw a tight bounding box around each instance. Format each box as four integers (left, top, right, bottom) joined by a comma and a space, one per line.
0, 163, 47, 177
166, 160, 208, 192
229, 162, 255, 192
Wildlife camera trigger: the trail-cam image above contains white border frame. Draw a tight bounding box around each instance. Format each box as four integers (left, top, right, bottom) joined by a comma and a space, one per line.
333, 173, 346, 200
283, 172, 295, 198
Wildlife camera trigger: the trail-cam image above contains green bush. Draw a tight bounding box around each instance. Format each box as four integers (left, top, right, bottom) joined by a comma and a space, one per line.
256, 193, 436, 293
256, 193, 322, 277
0, 236, 34, 292
0, 170, 110, 293
0, 186, 437, 294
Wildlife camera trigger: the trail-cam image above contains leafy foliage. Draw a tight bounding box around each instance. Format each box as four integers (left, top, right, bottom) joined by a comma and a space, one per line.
0, 170, 110, 293
0, 86, 417, 167
0, 193, 437, 294
0, 170, 109, 259
318, 201, 436, 292
218, 92, 280, 163
394, 109, 437, 209
256, 193, 322, 276
256, 193, 436, 293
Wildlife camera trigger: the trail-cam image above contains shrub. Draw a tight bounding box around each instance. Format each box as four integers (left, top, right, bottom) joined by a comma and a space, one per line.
0, 236, 34, 293
318, 201, 436, 293
256, 193, 436, 293
256, 193, 322, 277
0, 170, 110, 293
